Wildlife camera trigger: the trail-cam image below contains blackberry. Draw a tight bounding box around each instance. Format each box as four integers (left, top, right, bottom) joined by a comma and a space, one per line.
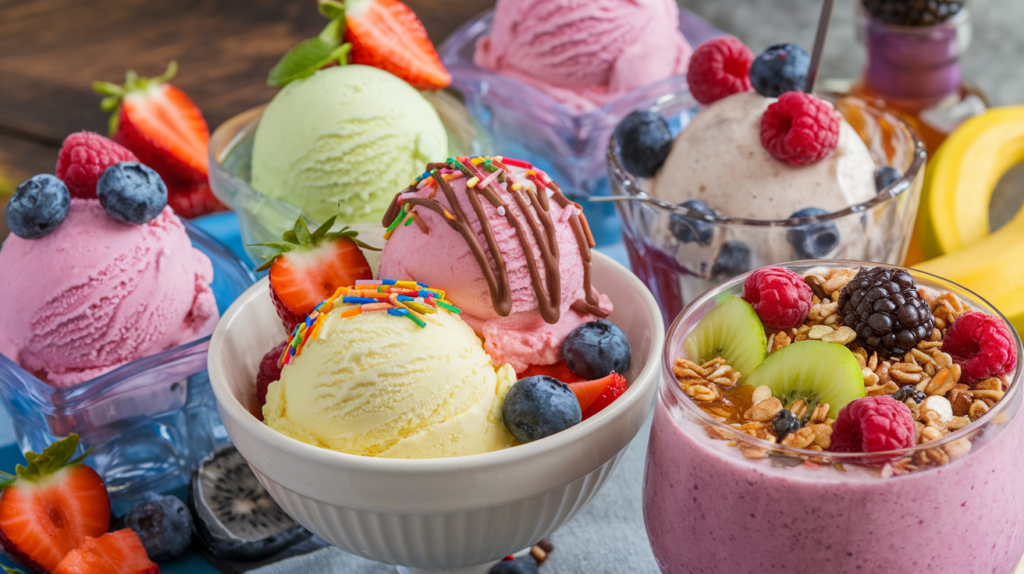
892, 385, 926, 404
771, 409, 802, 439
838, 267, 935, 356
861, 0, 963, 26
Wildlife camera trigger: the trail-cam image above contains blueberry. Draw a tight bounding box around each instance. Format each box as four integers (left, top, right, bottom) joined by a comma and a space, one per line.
6, 174, 70, 239
874, 166, 902, 191
562, 319, 632, 380
120, 493, 193, 561
613, 110, 673, 178
710, 241, 752, 280
669, 200, 717, 245
490, 558, 539, 574
892, 385, 926, 404
786, 207, 840, 259
771, 409, 802, 439
96, 162, 168, 225
503, 376, 582, 443
749, 43, 811, 98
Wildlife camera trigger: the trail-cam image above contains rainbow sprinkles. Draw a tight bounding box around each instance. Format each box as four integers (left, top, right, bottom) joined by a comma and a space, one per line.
278, 279, 460, 367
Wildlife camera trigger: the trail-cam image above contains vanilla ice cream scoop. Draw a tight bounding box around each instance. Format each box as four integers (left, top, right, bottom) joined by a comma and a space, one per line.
263, 306, 517, 458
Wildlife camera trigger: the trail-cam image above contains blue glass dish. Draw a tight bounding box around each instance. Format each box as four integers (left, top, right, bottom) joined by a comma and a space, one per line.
0, 220, 255, 501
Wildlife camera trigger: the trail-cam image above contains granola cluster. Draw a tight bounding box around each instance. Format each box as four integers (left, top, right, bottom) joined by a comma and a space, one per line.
674, 267, 1012, 474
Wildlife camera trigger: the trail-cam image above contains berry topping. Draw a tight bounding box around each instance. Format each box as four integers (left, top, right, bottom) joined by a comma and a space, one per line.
53, 529, 158, 574
345, 0, 452, 90
6, 174, 71, 239
567, 372, 628, 420
97, 162, 169, 225
874, 166, 902, 191
742, 266, 813, 330
614, 110, 674, 178
838, 267, 935, 356
711, 241, 752, 280
831, 395, 916, 453
117, 493, 192, 561
502, 376, 582, 443
256, 341, 289, 416
862, 0, 963, 26
892, 385, 926, 404
562, 320, 632, 380
787, 207, 840, 258
942, 311, 1018, 381
55, 132, 139, 199
519, 361, 585, 384
771, 409, 802, 439
760, 91, 840, 166
749, 43, 811, 98
0, 435, 111, 573
686, 37, 754, 105
256, 215, 374, 331
669, 200, 717, 245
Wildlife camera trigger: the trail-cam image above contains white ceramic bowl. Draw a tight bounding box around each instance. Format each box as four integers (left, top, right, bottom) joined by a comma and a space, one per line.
207, 252, 665, 571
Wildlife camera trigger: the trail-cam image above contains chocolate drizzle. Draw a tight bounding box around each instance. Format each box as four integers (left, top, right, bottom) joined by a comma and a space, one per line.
383, 158, 608, 324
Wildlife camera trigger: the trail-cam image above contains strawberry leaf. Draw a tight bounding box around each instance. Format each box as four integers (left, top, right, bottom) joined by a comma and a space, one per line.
267, 16, 347, 88
318, 0, 345, 20
293, 217, 313, 245
11, 435, 83, 484
93, 61, 178, 136
312, 215, 338, 240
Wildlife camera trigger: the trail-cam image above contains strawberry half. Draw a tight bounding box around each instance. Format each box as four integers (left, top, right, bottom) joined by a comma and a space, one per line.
256, 215, 374, 331
53, 530, 158, 574
0, 435, 110, 574
519, 361, 586, 384
345, 0, 451, 90
93, 61, 226, 218
568, 373, 628, 420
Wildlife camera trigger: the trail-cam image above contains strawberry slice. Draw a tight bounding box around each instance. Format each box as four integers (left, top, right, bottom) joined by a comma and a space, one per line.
568, 373, 628, 420
345, 0, 451, 90
0, 435, 110, 573
256, 215, 374, 331
53, 530, 158, 574
93, 61, 226, 218
519, 362, 586, 384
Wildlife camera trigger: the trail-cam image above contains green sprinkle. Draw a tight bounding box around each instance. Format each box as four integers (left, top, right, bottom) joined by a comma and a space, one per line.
404, 217, 413, 226
436, 301, 462, 314
405, 312, 426, 328
385, 205, 409, 234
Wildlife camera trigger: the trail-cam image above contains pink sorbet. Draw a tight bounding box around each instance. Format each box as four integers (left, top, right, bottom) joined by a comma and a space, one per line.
0, 199, 218, 387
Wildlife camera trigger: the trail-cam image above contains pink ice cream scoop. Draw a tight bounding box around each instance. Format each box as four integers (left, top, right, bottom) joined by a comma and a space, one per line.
379, 158, 612, 372
0, 199, 218, 387
474, 0, 692, 113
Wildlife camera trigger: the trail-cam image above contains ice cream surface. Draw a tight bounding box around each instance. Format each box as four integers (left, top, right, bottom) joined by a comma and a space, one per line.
650, 92, 878, 218
250, 65, 448, 225
263, 307, 517, 458
0, 199, 218, 387
474, 0, 692, 113
378, 158, 613, 372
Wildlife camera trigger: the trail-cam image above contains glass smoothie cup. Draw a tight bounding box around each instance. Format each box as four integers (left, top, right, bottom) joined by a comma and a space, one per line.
643, 261, 1024, 573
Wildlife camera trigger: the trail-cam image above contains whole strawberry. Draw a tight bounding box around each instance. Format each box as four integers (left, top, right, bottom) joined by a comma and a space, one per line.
55, 132, 138, 199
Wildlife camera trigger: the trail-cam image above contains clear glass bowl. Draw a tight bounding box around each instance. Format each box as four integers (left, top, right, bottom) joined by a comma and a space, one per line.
208, 91, 488, 268
437, 8, 723, 246
609, 92, 927, 326
0, 221, 255, 501
644, 260, 1024, 573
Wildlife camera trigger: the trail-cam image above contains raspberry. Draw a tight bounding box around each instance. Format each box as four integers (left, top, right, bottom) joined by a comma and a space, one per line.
760, 92, 840, 166
742, 266, 813, 330
686, 37, 754, 105
55, 131, 138, 199
256, 340, 289, 416
831, 396, 916, 453
942, 312, 1018, 381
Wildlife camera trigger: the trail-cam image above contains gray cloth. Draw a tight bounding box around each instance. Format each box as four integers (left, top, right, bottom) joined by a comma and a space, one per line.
252, 416, 659, 574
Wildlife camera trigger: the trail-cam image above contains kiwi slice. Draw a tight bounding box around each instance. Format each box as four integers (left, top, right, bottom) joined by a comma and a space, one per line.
683, 296, 767, 380
744, 340, 865, 418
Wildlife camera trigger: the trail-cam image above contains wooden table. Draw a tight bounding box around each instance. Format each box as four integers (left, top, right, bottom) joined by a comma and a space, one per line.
0, 0, 495, 237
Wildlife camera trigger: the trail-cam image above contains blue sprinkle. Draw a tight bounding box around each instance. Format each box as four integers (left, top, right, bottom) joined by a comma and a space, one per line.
382, 279, 397, 285
397, 295, 415, 302
342, 297, 378, 304
305, 316, 315, 328
387, 307, 409, 317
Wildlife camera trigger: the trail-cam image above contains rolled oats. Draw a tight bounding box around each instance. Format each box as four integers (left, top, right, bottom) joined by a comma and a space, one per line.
822, 326, 856, 345
744, 397, 783, 422
944, 437, 973, 461
890, 362, 924, 384
750, 385, 773, 405
923, 368, 956, 396
807, 325, 835, 340
968, 399, 990, 421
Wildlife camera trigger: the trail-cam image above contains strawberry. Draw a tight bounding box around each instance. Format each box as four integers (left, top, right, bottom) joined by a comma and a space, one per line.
344, 0, 451, 90
256, 341, 289, 418
568, 373, 628, 420
93, 61, 226, 218
53, 530, 158, 574
0, 435, 110, 573
519, 362, 586, 384
256, 215, 374, 331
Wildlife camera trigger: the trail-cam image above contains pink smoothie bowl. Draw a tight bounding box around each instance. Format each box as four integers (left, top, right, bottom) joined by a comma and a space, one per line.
206, 251, 664, 572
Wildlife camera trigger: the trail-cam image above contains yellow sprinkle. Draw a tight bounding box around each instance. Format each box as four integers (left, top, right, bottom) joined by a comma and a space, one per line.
471, 157, 485, 165
511, 182, 522, 192
466, 176, 480, 188
405, 301, 433, 314
396, 281, 419, 289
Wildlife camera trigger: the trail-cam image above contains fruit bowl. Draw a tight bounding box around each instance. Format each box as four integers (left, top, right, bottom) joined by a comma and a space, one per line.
207, 251, 664, 572
0, 220, 256, 501
608, 91, 928, 326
